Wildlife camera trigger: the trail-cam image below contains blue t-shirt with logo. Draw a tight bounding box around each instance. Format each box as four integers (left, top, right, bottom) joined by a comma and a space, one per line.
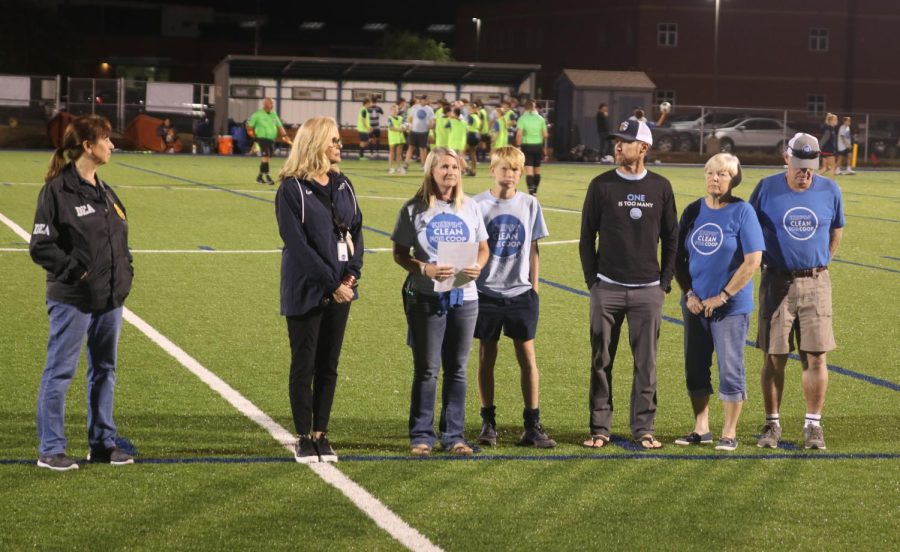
391, 197, 488, 300
749, 173, 844, 271
473, 190, 549, 298
407, 104, 435, 133
686, 200, 765, 316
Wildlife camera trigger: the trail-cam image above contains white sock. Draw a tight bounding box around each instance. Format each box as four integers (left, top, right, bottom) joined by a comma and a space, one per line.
805, 413, 822, 428
766, 414, 781, 427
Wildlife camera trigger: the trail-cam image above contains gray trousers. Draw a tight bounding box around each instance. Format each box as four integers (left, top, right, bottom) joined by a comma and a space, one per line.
589, 281, 665, 438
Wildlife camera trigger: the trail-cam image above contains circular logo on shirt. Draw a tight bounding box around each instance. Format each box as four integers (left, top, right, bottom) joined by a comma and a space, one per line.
487, 214, 525, 258
690, 223, 724, 256
782, 207, 819, 241
425, 213, 470, 250
416, 110, 427, 120
629, 208, 642, 220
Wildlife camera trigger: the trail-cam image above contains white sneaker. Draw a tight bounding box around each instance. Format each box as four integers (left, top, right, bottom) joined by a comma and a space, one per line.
835, 169, 844, 175
398, 167, 407, 175
388, 168, 396, 175
846, 169, 856, 175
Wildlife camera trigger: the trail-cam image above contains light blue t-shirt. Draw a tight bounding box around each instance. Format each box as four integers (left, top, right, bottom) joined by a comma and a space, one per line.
473, 190, 549, 298
749, 173, 845, 271
391, 197, 488, 300
407, 104, 435, 133
686, 200, 765, 316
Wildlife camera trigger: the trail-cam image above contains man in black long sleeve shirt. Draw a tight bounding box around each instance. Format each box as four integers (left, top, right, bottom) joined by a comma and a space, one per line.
578, 119, 678, 449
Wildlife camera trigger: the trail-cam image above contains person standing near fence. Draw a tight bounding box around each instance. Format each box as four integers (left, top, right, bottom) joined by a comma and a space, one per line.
247, 97, 289, 184
515, 100, 549, 195
356, 97, 372, 160
818, 113, 838, 178
30, 115, 135, 471
275, 117, 364, 463
836, 116, 855, 175
596, 103, 611, 162
749, 133, 844, 450
367, 98, 384, 158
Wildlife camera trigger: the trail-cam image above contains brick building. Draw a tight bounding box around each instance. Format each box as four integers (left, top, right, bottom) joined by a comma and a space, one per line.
455, 0, 900, 115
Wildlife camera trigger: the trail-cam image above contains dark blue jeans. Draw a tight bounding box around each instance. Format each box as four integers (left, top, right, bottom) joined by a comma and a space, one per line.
406, 296, 478, 449
37, 300, 123, 455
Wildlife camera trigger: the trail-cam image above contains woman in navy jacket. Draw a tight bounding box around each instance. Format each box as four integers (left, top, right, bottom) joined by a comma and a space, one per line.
30, 115, 134, 471
275, 117, 363, 463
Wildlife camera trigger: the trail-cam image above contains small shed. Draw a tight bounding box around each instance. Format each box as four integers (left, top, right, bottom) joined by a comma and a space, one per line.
555, 69, 656, 153
213, 55, 540, 135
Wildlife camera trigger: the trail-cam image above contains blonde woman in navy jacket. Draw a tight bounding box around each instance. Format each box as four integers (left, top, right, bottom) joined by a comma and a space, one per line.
275, 117, 363, 463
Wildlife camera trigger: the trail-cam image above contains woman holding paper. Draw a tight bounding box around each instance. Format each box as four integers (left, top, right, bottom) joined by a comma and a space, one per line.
392, 147, 490, 456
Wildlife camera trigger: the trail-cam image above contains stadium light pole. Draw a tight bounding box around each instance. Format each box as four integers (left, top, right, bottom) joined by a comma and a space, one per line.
713, 0, 720, 105
472, 18, 482, 61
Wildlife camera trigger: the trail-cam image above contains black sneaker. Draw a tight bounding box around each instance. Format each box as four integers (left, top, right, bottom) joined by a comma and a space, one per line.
519, 424, 557, 448
313, 434, 338, 463
294, 435, 319, 464
256, 174, 265, 184
87, 446, 135, 465
477, 423, 497, 446
37, 453, 79, 471
264, 174, 274, 185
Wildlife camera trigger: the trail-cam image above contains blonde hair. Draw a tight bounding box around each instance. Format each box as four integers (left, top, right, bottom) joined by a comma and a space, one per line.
278, 117, 342, 181
46, 115, 112, 181
415, 147, 465, 210
704, 153, 742, 187
490, 145, 525, 171
825, 112, 838, 125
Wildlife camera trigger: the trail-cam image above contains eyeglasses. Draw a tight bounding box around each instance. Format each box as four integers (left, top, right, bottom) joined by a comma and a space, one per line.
330, 138, 342, 148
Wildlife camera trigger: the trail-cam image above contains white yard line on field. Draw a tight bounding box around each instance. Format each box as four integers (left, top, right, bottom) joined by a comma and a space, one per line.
0, 210, 443, 552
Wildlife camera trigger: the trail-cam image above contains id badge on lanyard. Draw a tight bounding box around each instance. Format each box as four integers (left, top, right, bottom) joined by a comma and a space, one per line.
337, 239, 349, 262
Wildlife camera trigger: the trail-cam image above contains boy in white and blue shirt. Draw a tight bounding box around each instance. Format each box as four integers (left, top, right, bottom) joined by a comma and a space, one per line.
473, 146, 555, 448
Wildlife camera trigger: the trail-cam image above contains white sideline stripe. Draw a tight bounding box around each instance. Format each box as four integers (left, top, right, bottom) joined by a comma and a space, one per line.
540, 239, 579, 246
0, 210, 443, 552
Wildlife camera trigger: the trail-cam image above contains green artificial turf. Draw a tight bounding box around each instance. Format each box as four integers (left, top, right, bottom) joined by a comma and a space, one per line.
0, 151, 897, 550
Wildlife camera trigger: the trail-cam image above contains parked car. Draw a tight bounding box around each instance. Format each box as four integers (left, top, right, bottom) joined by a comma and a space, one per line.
864, 119, 900, 158
712, 117, 796, 154
653, 111, 750, 152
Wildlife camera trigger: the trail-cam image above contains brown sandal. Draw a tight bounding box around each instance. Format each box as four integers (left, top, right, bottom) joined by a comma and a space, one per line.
582, 435, 610, 448
448, 442, 474, 456
410, 444, 432, 456
637, 435, 663, 450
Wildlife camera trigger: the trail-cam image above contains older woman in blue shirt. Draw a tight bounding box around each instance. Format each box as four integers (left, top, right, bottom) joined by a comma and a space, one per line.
674, 153, 764, 451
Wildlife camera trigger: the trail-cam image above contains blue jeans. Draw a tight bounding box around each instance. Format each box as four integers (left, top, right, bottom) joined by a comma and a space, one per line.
405, 296, 478, 449
36, 301, 123, 455
681, 299, 750, 402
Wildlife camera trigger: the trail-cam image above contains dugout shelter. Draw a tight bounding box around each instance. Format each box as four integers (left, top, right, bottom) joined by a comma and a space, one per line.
213, 55, 540, 139
556, 69, 656, 153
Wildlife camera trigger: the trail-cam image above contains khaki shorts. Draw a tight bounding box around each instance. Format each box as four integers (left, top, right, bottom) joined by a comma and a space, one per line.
757, 268, 836, 354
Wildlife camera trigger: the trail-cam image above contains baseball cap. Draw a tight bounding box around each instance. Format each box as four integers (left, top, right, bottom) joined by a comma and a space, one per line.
608, 120, 653, 146
786, 133, 820, 169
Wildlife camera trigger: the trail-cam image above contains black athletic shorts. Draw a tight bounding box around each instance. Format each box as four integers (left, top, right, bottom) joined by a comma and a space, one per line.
474, 289, 540, 341
257, 138, 275, 157
409, 131, 429, 149
522, 144, 543, 167
467, 132, 480, 147
370, 128, 381, 138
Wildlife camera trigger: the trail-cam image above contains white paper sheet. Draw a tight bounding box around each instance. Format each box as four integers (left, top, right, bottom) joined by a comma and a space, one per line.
434, 241, 478, 292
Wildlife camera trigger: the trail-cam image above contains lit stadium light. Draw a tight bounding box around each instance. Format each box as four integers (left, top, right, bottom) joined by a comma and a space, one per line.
300, 22, 325, 30
362, 23, 388, 31
427, 24, 454, 32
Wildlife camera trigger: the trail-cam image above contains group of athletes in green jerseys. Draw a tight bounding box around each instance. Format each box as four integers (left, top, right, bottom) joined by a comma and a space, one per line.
355, 95, 549, 194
